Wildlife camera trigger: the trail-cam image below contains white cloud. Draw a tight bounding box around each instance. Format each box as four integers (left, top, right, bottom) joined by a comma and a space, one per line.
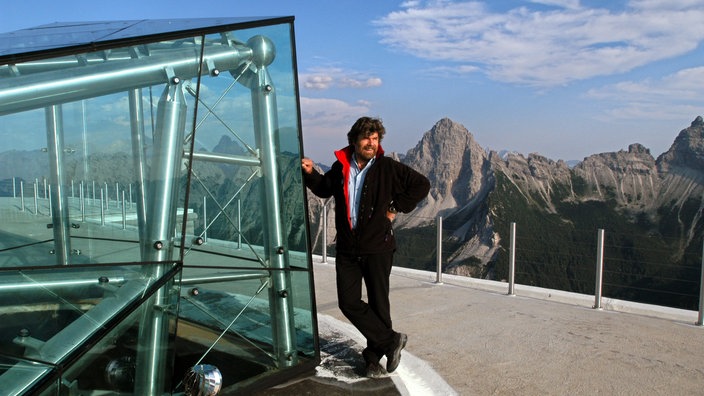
629, 0, 704, 10
299, 96, 373, 159
339, 76, 383, 89
587, 66, 704, 120
400, 0, 422, 7
300, 67, 383, 90
302, 74, 334, 90
588, 67, 704, 100
425, 64, 481, 77
374, 0, 704, 87
529, 0, 581, 9
299, 96, 371, 137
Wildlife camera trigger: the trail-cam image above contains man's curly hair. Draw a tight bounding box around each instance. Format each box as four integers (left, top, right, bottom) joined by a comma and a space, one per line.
347, 116, 386, 146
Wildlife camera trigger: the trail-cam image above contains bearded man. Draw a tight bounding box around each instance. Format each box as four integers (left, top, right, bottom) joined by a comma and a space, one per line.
302, 116, 430, 377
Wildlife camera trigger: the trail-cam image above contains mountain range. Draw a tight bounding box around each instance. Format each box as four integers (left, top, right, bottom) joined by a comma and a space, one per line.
307, 116, 704, 310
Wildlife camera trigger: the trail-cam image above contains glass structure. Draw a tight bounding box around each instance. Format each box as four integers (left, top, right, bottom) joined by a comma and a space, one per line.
0, 18, 319, 395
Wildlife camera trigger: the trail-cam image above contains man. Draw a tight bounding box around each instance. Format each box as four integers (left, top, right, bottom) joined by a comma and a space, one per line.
302, 116, 430, 377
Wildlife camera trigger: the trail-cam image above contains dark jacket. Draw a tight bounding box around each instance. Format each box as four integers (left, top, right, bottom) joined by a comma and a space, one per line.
304, 145, 430, 255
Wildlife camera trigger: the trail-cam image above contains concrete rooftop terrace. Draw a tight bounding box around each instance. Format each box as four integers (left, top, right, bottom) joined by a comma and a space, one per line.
260, 257, 704, 395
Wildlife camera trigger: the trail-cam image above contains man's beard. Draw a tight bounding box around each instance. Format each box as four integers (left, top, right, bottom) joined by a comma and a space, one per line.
358, 146, 376, 161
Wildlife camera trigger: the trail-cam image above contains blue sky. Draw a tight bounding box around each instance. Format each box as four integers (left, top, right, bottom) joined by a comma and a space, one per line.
3, 0, 704, 164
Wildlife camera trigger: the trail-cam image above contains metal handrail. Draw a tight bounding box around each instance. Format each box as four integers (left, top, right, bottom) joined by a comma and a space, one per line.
316, 213, 704, 325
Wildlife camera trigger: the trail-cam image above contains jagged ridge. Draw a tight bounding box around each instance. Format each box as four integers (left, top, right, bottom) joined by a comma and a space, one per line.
392, 116, 704, 301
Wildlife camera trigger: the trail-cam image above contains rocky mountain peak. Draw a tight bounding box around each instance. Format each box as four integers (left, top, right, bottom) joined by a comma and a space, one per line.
657, 116, 704, 173
571, 142, 658, 208
628, 143, 650, 155
212, 134, 245, 155
402, 118, 492, 223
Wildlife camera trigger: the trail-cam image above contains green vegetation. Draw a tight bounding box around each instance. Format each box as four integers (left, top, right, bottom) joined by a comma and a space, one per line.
489, 172, 702, 310
394, 225, 438, 271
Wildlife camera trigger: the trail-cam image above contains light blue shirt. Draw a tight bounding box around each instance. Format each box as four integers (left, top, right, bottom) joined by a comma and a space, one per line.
348, 154, 375, 229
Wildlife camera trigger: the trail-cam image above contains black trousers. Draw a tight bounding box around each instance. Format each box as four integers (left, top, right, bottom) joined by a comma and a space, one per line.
335, 251, 396, 358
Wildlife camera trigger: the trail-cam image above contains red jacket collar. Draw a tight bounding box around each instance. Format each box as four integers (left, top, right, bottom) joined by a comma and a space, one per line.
334, 144, 385, 230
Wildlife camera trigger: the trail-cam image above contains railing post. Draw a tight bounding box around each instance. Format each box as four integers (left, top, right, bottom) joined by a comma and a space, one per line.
321, 199, 328, 264
435, 215, 443, 284
594, 228, 605, 309
80, 182, 85, 222
697, 237, 704, 325
33, 181, 38, 215
237, 198, 242, 250
20, 181, 25, 211
202, 196, 207, 244
100, 188, 105, 226
122, 190, 126, 229
508, 222, 516, 296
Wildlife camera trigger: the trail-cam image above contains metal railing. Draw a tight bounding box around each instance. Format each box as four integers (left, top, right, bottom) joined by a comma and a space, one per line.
313, 207, 704, 326
7, 178, 703, 325
7, 177, 154, 231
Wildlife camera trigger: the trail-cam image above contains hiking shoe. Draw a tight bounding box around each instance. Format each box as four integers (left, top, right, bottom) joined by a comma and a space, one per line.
366, 361, 387, 378
386, 333, 407, 373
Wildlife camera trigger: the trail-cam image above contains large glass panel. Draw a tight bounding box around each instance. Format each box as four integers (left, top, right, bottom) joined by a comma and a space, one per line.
0, 357, 57, 394
0, 18, 271, 57
0, 41, 206, 266
180, 23, 307, 261
0, 18, 317, 395
0, 264, 180, 394
176, 22, 317, 392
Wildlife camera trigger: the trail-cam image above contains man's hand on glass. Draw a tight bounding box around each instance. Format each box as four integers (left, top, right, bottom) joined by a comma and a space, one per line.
301, 157, 314, 175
